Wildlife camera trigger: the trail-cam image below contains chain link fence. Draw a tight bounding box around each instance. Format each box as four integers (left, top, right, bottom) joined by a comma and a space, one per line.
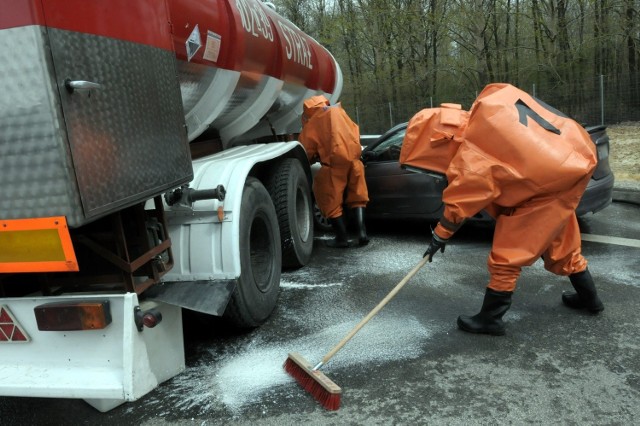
348, 74, 640, 135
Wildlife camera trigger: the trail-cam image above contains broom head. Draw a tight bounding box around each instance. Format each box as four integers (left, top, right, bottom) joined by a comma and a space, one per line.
283, 352, 342, 410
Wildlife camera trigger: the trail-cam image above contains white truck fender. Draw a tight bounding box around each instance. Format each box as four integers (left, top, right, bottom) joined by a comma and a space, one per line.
161, 141, 308, 283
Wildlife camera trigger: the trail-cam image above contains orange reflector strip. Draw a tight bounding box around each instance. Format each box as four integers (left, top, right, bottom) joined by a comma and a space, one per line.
0, 216, 78, 273
0, 305, 30, 343
34, 301, 112, 331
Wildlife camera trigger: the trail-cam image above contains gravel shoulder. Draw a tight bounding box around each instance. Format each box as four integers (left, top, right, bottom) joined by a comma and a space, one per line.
607, 122, 640, 191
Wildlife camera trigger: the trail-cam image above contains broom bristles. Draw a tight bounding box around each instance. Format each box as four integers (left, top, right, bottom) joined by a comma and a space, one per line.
284, 352, 342, 411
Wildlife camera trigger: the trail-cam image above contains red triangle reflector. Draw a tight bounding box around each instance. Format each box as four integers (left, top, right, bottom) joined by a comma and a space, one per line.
0, 308, 11, 323
0, 305, 30, 342
0, 323, 13, 338
12, 327, 27, 341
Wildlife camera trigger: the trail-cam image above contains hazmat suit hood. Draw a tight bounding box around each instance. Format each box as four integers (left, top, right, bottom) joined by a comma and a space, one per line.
303, 95, 331, 121
299, 95, 361, 167
399, 103, 469, 175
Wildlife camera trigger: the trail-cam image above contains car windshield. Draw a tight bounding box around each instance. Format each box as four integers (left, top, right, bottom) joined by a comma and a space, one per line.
370, 128, 407, 157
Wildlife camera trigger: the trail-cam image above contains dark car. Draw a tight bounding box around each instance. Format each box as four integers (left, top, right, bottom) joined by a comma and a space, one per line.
314, 122, 614, 230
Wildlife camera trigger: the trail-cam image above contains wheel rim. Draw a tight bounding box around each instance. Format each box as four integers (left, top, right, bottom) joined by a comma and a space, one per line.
295, 186, 312, 243
250, 213, 275, 293
314, 202, 331, 230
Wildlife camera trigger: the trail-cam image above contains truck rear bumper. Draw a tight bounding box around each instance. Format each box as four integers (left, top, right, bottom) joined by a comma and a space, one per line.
0, 293, 185, 412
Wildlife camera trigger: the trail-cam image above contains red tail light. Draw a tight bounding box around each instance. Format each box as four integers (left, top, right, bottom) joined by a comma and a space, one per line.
134, 306, 163, 331
34, 301, 112, 331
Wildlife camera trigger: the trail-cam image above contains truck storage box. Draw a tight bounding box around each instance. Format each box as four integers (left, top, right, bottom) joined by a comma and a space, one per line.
0, 8, 193, 228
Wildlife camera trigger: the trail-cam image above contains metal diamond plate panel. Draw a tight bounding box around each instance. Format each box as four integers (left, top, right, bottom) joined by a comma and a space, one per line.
48, 28, 193, 220
0, 26, 85, 226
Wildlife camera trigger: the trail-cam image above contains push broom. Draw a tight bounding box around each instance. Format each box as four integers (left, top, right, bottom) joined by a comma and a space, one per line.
283, 256, 430, 410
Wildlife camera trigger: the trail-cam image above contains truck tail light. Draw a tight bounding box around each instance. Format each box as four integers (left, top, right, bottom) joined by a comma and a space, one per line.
134, 306, 163, 331
34, 301, 112, 331
0, 217, 79, 273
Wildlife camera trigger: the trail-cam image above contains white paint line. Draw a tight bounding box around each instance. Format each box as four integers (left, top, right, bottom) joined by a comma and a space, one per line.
581, 233, 640, 248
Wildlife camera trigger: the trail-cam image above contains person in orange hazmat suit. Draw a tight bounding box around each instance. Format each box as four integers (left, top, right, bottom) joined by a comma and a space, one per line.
400, 84, 604, 336
299, 95, 369, 247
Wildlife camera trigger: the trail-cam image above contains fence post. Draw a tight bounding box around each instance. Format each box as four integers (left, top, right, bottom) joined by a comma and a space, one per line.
599, 74, 605, 125
355, 106, 360, 126
388, 102, 393, 128
430, 96, 433, 108
532, 83, 536, 98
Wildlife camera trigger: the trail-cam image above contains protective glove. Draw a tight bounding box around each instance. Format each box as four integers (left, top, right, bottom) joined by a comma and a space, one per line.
423, 230, 448, 262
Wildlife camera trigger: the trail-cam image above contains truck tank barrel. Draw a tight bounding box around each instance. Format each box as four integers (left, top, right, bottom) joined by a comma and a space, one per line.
167, 0, 344, 144
1, 0, 343, 145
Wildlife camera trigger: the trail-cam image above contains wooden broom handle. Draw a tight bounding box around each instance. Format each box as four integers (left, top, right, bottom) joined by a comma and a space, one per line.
319, 256, 430, 365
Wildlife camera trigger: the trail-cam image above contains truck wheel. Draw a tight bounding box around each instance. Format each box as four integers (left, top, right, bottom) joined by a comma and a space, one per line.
224, 177, 281, 328
266, 158, 314, 268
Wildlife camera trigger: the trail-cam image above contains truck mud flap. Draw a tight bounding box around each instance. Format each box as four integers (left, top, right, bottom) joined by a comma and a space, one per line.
144, 280, 236, 316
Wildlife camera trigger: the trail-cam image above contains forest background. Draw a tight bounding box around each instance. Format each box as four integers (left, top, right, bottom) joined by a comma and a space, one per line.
273, 0, 640, 134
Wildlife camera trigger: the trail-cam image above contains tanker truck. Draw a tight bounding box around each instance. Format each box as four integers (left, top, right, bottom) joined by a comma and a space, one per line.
0, 0, 342, 411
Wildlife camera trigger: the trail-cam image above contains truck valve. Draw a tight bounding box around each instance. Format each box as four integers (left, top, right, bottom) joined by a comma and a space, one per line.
165, 184, 226, 207
188, 185, 226, 202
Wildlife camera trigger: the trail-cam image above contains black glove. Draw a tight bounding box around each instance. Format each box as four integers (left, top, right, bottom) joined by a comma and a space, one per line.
423, 231, 448, 262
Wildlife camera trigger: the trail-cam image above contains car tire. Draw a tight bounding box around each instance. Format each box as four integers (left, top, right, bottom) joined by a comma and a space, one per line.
224, 177, 281, 328
266, 158, 314, 268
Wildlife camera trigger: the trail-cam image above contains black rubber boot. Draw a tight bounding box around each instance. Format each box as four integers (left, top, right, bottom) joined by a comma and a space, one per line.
353, 207, 370, 246
562, 268, 604, 313
326, 215, 350, 248
457, 288, 513, 336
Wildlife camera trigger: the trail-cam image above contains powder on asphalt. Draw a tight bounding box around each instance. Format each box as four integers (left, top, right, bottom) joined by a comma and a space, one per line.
141, 237, 443, 415
280, 280, 343, 289
152, 313, 435, 415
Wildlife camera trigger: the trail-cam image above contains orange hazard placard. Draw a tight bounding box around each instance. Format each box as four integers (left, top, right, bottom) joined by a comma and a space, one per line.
0, 305, 30, 343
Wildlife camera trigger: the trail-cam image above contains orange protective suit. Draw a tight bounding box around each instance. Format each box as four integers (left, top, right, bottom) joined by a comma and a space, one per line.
299, 95, 369, 219
401, 84, 597, 292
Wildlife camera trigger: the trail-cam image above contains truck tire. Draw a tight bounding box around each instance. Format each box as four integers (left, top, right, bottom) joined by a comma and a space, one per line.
224, 177, 281, 328
266, 158, 314, 268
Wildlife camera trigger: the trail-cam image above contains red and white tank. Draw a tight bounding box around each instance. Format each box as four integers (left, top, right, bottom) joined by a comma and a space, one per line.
168, 0, 343, 144
0, 0, 342, 145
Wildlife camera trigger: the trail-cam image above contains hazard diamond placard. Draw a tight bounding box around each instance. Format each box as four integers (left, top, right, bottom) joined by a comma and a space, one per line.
0, 305, 30, 342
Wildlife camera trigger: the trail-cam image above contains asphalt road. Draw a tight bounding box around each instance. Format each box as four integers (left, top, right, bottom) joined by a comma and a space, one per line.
1, 200, 639, 425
